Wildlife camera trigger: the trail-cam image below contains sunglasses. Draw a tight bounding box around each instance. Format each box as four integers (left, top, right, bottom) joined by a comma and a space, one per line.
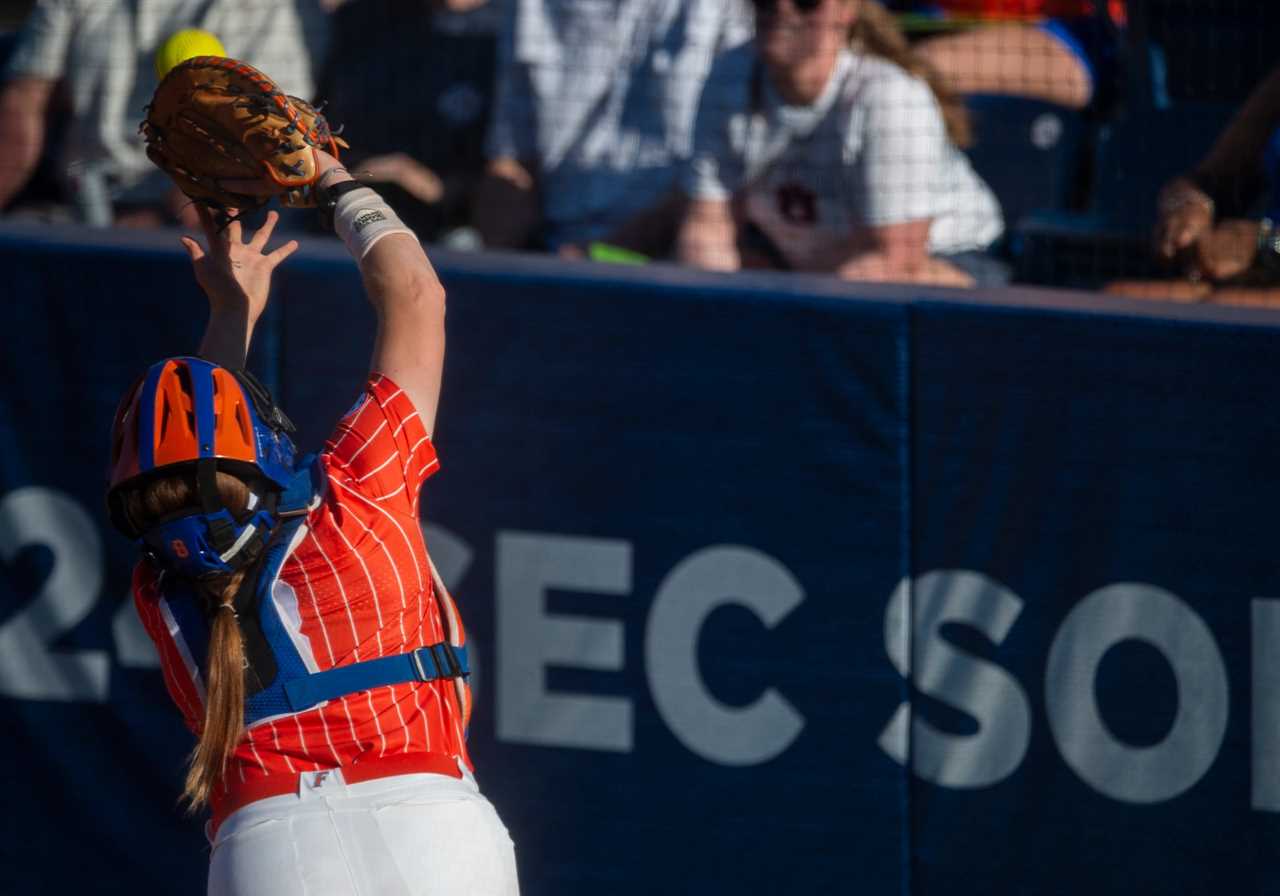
751, 0, 824, 14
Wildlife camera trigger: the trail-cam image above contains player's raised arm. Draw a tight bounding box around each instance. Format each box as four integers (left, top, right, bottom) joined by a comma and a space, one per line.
311, 151, 447, 435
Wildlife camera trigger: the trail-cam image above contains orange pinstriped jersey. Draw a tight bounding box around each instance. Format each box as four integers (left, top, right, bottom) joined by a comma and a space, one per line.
132, 374, 472, 786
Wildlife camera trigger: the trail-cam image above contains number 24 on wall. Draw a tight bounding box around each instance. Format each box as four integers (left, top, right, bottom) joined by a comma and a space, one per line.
0, 486, 158, 703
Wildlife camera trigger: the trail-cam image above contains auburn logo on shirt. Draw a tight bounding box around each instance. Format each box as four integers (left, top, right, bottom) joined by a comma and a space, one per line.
776, 183, 818, 226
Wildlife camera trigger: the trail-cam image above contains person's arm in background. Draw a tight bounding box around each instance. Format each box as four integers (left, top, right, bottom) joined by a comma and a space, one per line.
472, 3, 542, 250
0, 76, 55, 210
1189, 65, 1280, 212
675, 45, 752, 270
1156, 65, 1280, 260
813, 219, 974, 286
677, 197, 741, 270
834, 70, 974, 286
0, 0, 76, 211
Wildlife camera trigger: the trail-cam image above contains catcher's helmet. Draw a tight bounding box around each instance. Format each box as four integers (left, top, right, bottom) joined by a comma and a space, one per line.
105, 357, 297, 578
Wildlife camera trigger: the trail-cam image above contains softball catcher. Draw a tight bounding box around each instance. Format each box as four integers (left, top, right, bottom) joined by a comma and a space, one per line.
106, 50, 520, 895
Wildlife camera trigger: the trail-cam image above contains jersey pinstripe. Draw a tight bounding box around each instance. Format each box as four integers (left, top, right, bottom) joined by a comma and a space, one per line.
132, 374, 472, 788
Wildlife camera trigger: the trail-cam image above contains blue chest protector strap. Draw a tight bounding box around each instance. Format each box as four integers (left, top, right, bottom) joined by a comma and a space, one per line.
163, 456, 470, 726
283, 642, 469, 711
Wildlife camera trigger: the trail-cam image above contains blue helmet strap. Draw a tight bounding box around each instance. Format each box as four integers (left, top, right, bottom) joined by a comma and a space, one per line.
141, 463, 282, 579
194, 456, 281, 572
197, 457, 236, 555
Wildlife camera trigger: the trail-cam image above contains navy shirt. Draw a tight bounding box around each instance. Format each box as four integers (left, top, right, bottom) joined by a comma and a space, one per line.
317, 0, 498, 240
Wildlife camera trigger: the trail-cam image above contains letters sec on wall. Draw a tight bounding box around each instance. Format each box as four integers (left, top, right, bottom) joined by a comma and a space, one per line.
2, 493, 1263, 812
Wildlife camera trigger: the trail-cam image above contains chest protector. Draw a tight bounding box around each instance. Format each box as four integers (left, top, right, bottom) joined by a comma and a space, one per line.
158, 457, 469, 728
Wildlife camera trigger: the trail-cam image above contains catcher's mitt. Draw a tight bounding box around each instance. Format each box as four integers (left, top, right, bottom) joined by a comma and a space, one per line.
141, 55, 349, 211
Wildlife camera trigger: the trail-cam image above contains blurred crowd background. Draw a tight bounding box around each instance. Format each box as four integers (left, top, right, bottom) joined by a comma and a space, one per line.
2, 0, 1279, 304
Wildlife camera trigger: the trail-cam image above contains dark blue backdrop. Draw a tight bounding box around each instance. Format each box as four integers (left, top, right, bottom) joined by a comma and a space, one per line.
0, 222, 1276, 895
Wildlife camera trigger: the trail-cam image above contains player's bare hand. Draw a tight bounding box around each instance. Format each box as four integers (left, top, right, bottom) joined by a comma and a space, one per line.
1155, 178, 1215, 260
181, 205, 298, 322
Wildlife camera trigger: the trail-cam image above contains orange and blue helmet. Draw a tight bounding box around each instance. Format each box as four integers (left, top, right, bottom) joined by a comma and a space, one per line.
105, 357, 297, 578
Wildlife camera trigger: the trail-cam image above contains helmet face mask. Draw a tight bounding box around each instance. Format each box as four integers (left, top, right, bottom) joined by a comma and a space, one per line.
106, 357, 297, 578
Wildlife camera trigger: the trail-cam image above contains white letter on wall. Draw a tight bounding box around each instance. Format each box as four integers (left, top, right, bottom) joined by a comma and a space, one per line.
646, 546, 805, 765
1046, 583, 1228, 804
878, 570, 1031, 788
1253, 599, 1280, 812
496, 531, 632, 751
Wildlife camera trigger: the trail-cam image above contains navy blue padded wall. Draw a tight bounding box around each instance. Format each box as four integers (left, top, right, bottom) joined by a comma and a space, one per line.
909, 296, 1280, 895
5, 222, 1280, 896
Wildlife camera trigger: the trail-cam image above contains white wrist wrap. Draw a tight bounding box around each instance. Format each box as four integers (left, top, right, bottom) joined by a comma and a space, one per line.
333, 186, 417, 260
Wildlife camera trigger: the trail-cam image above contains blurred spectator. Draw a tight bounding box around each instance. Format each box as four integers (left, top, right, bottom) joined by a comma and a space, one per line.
678, 0, 1004, 287
0, 25, 68, 220
474, 0, 751, 256
890, 0, 1126, 111
1106, 65, 1280, 306
317, 0, 500, 246
0, 0, 328, 227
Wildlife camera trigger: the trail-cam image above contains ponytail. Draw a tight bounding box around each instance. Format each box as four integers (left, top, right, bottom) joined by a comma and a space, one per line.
182, 569, 248, 809
851, 0, 974, 148
122, 471, 253, 810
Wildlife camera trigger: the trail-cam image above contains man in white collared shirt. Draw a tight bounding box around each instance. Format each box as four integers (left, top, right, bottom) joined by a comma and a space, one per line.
475, 0, 750, 254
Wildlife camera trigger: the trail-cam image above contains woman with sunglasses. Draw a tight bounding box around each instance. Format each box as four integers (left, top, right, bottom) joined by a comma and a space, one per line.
105, 149, 520, 895
677, 0, 1004, 286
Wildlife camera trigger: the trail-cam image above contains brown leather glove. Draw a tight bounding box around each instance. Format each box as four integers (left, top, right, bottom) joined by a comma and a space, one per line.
141, 56, 349, 212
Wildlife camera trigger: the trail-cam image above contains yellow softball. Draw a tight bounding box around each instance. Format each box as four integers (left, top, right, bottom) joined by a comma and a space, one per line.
154, 28, 227, 80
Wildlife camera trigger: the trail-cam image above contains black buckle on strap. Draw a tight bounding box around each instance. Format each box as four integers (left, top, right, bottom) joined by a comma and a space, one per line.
411, 643, 463, 681
433, 643, 463, 678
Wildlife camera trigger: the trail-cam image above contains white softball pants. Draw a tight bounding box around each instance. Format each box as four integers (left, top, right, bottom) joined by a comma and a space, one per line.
207, 767, 520, 896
